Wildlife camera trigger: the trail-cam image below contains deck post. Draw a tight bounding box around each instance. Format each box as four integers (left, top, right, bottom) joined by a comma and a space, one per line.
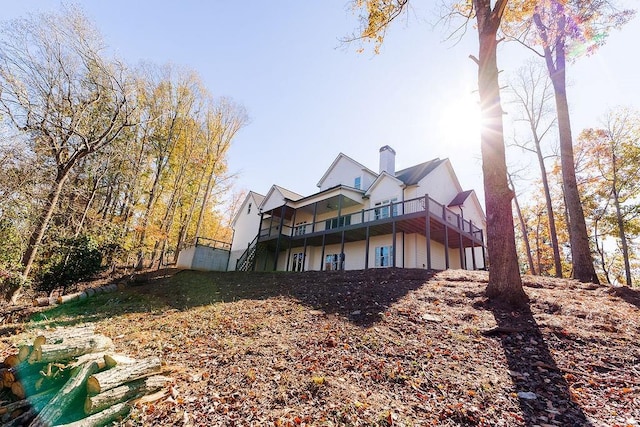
470, 220, 477, 270
273, 205, 286, 271
302, 237, 308, 272
312, 202, 318, 233
365, 225, 370, 269
480, 229, 487, 269
425, 196, 431, 270
320, 234, 326, 271
340, 230, 346, 270
443, 205, 450, 269
458, 215, 465, 269
286, 208, 297, 271
392, 220, 397, 267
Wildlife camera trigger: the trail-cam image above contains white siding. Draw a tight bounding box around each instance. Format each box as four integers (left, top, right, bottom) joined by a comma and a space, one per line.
228, 194, 263, 270
416, 162, 461, 206
367, 176, 403, 209
261, 188, 286, 213
319, 156, 377, 192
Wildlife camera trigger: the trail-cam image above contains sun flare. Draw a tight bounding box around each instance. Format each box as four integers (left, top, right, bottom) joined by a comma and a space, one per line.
437, 93, 482, 150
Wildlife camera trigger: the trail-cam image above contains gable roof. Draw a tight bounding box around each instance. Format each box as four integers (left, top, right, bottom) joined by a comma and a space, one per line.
395, 158, 446, 186
274, 185, 303, 201
364, 171, 406, 197
317, 152, 378, 188
448, 190, 474, 207
230, 191, 265, 228
260, 184, 303, 211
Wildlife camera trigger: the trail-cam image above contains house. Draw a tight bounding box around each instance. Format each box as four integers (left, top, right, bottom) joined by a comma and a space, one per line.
228, 146, 486, 272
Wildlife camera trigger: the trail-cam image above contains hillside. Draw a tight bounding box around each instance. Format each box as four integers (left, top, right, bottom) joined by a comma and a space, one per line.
1, 269, 639, 426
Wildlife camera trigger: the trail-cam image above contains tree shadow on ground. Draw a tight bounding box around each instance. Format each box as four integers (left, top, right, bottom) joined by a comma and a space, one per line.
27, 268, 435, 329
608, 285, 640, 310
158, 268, 436, 328
485, 301, 593, 426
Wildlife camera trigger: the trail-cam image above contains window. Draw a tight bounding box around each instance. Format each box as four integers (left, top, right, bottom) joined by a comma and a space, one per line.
354, 176, 361, 190
294, 222, 307, 236
292, 252, 305, 272
247, 203, 252, 215
375, 246, 393, 267
374, 198, 398, 220
324, 253, 345, 271
325, 216, 351, 230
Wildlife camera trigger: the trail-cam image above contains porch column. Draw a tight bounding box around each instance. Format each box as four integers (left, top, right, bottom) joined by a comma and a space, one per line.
443, 205, 450, 269
365, 225, 370, 269
480, 229, 487, 269
268, 211, 275, 236
320, 234, 326, 271
425, 196, 431, 270
273, 205, 286, 271
392, 220, 397, 267
286, 208, 298, 271
258, 211, 264, 237
470, 220, 477, 270
312, 202, 318, 233
302, 237, 308, 272
458, 215, 465, 269
340, 230, 345, 270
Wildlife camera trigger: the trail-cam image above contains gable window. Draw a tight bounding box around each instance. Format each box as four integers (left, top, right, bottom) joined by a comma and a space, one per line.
325, 216, 351, 230
374, 198, 398, 220
292, 252, 305, 272
375, 246, 393, 267
325, 253, 345, 271
247, 203, 252, 215
354, 176, 361, 190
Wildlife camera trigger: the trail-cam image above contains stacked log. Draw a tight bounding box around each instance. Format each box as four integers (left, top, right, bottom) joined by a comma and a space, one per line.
0, 326, 171, 426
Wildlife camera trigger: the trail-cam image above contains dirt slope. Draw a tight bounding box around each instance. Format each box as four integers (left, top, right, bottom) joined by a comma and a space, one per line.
2, 268, 639, 426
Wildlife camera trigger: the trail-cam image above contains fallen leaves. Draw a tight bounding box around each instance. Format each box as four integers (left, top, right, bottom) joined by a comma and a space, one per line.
3, 269, 639, 426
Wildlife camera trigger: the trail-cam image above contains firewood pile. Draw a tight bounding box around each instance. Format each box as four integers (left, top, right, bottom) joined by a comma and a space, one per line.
0, 326, 171, 426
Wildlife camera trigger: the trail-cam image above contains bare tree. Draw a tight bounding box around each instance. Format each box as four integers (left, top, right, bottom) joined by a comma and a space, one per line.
508, 61, 563, 277
0, 7, 134, 301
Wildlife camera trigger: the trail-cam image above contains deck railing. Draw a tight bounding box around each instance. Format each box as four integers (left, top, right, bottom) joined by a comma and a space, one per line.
259, 194, 483, 241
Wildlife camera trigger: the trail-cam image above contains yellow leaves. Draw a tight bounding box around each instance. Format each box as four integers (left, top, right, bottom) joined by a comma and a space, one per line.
245, 368, 256, 383
311, 376, 325, 385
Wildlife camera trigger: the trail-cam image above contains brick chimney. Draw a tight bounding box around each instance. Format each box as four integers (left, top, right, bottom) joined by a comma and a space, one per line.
379, 145, 396, 175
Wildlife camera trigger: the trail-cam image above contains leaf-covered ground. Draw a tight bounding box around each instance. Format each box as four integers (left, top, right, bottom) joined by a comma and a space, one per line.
1, 268, 639, 426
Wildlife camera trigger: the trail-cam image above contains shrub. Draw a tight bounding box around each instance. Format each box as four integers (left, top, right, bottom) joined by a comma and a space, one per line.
37, 235, 104, 295
0, 269, 29, 301
0, 218, 22, 269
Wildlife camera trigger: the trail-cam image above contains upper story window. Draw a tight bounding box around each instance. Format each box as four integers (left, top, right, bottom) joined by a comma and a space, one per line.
374, 198, 398, 220
247, 203, 252, 215
294, 222, 307, 236
354, 176, 361, 190
325, 216, 351, 230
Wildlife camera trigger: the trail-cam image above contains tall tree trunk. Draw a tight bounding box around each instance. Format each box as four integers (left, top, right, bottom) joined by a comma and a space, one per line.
195, 171, 216, 239
509, 175, 536, 275
552, 79, 598, 283
532, 136, 562, 277
534, 7, 598, 284
475, 0, 528, 308
593, 218, 611, 284
612, 186, 632, 286
14, 171, 70, 302
75, 179, 100, 238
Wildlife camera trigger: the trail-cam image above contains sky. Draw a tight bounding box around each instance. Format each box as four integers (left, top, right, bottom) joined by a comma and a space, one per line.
2, 1, 639, 206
